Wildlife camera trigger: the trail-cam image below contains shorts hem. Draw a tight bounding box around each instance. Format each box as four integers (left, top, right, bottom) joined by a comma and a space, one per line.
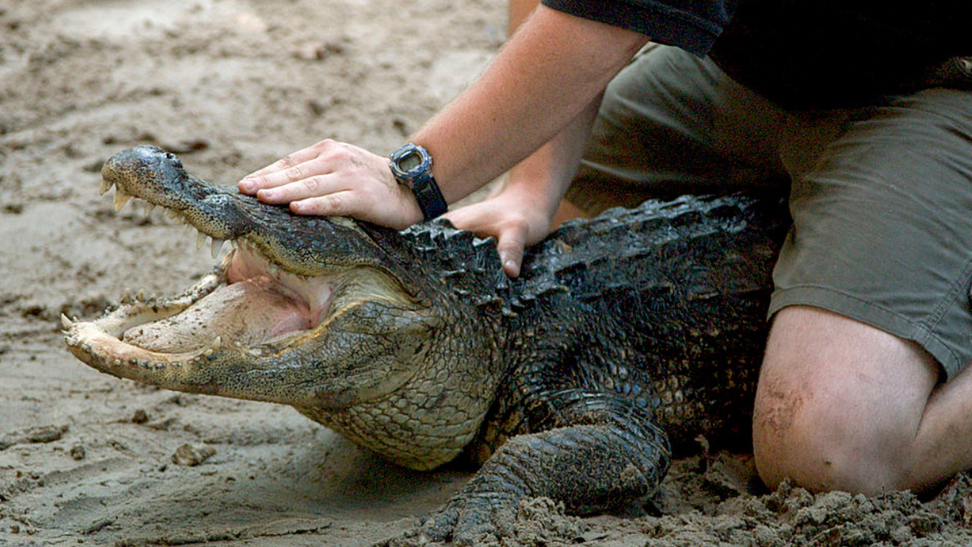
768, 285, 962, 380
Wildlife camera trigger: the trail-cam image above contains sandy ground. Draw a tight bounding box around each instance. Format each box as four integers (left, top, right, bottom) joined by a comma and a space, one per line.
3, 0, 972, 545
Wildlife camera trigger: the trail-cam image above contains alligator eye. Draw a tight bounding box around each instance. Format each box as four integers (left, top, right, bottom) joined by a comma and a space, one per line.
165, 152, 183, 168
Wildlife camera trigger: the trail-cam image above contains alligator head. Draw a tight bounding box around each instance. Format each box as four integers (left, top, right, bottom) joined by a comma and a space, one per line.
64, 145, 508, 469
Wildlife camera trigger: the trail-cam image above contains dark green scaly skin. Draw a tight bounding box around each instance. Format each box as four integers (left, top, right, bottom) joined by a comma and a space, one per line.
64, 146, 790, 546
419, 189, 787, 544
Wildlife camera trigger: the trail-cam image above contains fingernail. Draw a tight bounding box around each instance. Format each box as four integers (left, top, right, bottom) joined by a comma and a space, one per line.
239, 180, 254, 192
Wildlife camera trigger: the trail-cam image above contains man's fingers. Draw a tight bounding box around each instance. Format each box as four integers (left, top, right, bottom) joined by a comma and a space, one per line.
255, 175, 335, 204
290, 192, 356, 217
241, 158, 323, 194
440, 209, 473, 230
496, 230, 526, 278
444, 205, 533, 278
231, 140, 422, 229
244, 153, 297, 179
238, 140, 338, 193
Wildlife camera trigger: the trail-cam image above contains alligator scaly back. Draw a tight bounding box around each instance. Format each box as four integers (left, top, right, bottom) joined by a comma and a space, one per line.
460, 193, 788, 468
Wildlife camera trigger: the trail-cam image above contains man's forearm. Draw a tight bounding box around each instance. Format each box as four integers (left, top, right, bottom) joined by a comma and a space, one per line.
501, 0, 599, 217
503, 92, 603, 218
411, 5, 648, 204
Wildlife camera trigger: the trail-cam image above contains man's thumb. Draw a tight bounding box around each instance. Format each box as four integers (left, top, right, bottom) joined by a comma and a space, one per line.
497, 233, 525, 278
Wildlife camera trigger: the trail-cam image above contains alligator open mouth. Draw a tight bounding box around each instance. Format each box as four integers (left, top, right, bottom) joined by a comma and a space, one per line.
63, 146, 424, 398
64, 236, 334, 362
63, 204, 343, 371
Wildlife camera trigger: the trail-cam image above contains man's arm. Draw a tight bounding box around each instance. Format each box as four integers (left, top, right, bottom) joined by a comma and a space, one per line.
410, 5, 646, 200
238, 5, 648, 230
442, 94, 602, 276
442, 0, 603, 277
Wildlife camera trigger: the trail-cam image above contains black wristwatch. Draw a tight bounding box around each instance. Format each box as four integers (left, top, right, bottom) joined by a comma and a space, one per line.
389, 143, 448, 220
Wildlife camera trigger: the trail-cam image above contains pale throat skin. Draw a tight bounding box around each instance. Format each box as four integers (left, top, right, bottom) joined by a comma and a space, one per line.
63, 145, 510, 470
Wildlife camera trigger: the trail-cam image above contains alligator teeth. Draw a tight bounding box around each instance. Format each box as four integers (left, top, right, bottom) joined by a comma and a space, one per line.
113, 188, 133, 212
211, 239, 225, 259
167, 210, 186, 225
196, 231, 208, 251
211, 336, 222, 351
100, 179, 114, 196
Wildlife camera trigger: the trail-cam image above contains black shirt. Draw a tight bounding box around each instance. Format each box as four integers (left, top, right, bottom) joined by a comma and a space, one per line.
542, 0, 736, 57
541, 0, 971, 109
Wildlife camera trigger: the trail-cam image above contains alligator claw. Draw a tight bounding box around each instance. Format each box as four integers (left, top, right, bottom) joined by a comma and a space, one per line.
416, 504, 460, 544
378, 493, 521, 547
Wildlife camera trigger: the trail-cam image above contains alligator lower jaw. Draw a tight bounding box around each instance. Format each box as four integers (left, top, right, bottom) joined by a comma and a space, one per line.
64, 239, 336, 368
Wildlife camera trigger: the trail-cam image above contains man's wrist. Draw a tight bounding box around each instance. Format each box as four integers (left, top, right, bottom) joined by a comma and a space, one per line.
504, 168, 566, 218
389, 143, 448, 220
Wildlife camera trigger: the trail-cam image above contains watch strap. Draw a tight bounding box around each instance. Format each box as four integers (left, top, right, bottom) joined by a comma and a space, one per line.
411, 174, 449, 220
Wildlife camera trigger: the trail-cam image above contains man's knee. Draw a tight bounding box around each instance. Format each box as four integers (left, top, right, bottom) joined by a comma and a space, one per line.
752, 380, 897, 494
752, 306, 938, 495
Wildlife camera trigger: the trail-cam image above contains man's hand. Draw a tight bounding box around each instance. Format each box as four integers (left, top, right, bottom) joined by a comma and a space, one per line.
238, 139, 424, 230
237, 5, 643, 236
443, 186, 555, 278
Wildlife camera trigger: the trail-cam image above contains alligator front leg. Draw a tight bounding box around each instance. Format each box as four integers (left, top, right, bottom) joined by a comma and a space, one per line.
383, 392, 670, 546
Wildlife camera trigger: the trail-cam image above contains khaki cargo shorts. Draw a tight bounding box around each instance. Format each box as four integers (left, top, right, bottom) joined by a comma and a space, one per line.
568, 45, 972, 379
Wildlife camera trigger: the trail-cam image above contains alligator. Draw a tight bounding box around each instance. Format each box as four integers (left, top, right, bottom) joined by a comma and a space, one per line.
63, 145, 790, 545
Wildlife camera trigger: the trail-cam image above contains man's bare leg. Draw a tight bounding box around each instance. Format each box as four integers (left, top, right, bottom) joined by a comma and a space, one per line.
754, 305, 972, 494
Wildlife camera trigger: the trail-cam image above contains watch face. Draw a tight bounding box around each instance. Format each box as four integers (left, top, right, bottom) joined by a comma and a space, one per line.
399, 150, 423, 173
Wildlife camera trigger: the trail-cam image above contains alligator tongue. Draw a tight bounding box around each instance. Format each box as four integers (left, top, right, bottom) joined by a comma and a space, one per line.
122, 278, 312, 353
